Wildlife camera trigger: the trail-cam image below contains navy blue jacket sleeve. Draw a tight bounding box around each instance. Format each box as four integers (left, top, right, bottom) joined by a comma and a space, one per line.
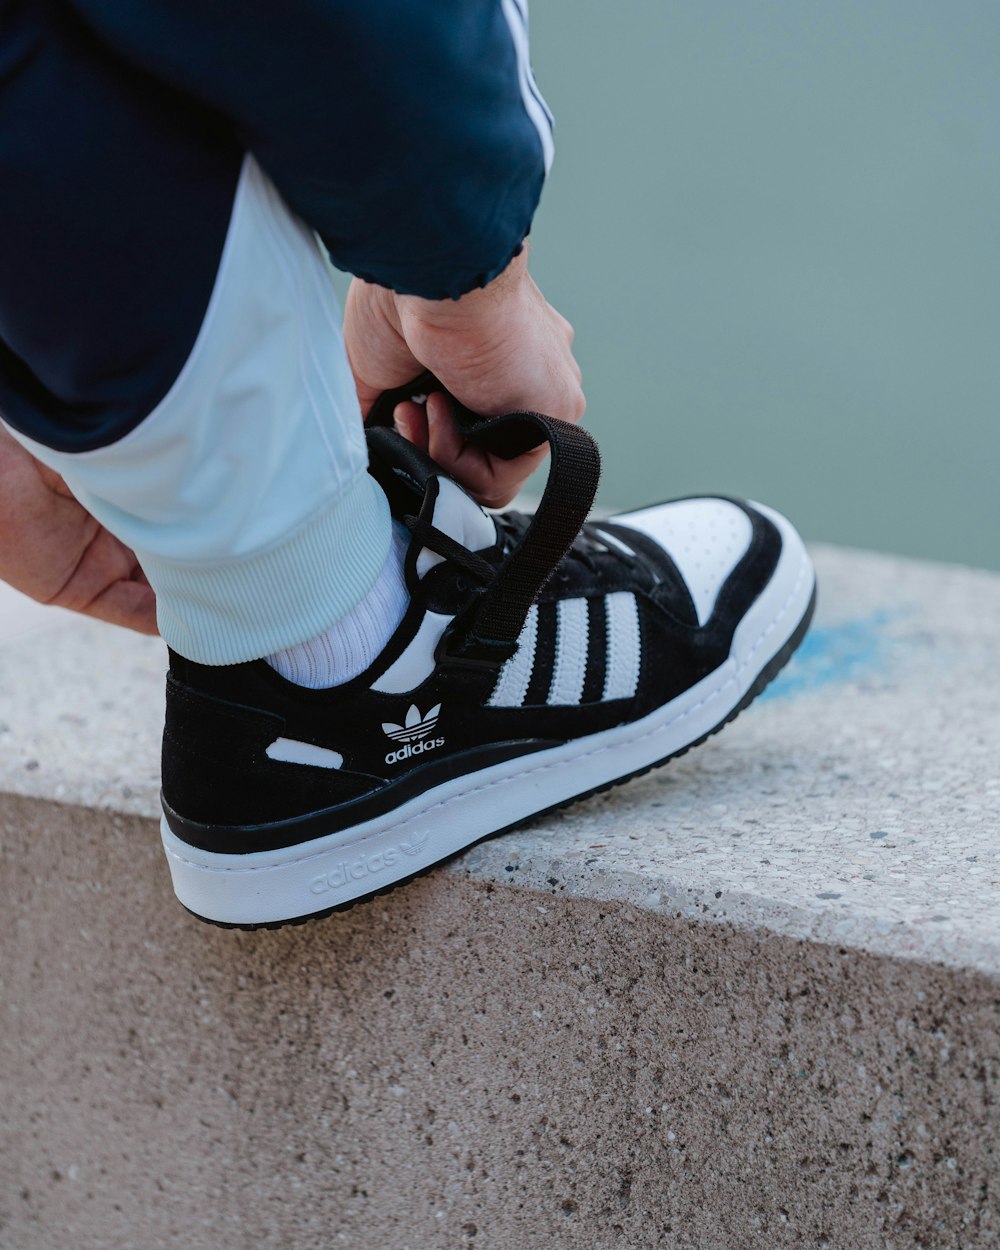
67, 0, 554, 300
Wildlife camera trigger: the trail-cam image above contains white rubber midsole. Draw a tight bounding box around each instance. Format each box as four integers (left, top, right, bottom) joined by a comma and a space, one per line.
162, 507, 814, 924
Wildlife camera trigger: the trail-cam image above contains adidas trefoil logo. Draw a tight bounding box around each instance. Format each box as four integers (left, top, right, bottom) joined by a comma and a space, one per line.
382, 703, 445, 765
382, 703, 441, 744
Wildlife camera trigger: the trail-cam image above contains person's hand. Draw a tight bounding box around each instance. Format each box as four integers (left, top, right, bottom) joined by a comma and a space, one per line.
0, 425, 157, 635
344, 246, 585, 508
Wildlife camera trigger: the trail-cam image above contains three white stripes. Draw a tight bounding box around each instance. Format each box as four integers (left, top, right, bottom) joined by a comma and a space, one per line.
489, 593, 641, 708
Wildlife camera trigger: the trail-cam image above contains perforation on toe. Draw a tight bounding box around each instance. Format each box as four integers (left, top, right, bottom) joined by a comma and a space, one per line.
613, 499, 754, 626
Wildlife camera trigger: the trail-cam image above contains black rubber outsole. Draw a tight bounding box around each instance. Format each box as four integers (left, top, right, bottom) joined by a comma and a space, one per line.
186, 583, 817, 932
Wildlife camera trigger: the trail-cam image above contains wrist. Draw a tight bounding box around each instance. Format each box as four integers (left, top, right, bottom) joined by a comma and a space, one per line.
394, 246, 529, 329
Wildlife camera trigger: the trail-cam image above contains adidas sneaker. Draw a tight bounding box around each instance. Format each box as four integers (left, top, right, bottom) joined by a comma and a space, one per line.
160, 381, 816, 928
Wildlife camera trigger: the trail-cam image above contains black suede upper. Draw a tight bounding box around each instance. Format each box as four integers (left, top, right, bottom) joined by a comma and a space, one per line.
162, 429, 783, 853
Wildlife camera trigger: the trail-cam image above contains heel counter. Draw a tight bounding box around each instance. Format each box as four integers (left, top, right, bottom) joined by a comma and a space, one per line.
162, 676, 283, 826
161, 676, 377, 830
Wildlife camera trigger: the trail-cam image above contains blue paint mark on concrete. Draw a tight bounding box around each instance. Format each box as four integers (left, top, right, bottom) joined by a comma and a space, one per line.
762, 610, 895, 701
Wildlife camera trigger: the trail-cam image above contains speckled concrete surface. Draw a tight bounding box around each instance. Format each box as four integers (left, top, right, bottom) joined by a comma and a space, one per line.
1, 546, 998, 969
2, 548, 1000, 1249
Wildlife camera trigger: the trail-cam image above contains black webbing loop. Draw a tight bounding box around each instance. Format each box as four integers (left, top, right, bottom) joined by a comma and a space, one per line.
459, 411, 600, 656
368, 373, 602, 660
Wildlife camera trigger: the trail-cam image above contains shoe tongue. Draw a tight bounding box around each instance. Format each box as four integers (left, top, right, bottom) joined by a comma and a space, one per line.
417, 477, 497, 578
366, 426, 497, 577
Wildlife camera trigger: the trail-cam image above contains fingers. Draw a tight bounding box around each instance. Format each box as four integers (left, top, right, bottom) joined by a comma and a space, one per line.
47, 526, 160, 637
85, 576, 159, 636
344, 279, 422, 418
349, 256, 584, 503
0, 453, 102, 605
392, 252, 585, 422
393, 400, 429, 452
393, 396, 538, 510
425, 393, 468, 469
396, 390, 549, 508
472, 447, 548, 509
424, 394, 548, 509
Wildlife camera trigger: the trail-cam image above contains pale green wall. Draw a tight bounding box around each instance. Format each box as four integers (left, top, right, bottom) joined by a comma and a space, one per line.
526, 0, 1000, 569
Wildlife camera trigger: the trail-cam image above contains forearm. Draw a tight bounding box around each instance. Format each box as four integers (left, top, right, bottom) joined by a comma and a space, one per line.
67, 0, 553, 299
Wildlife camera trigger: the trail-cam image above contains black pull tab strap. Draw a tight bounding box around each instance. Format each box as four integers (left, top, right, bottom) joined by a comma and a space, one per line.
457, 410, 600, 658
368, 373, 601, 660
366, 369, 548, 455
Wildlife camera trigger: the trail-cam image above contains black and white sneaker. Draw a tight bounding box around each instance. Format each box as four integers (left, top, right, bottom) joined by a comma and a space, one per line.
160, 383, 816, 928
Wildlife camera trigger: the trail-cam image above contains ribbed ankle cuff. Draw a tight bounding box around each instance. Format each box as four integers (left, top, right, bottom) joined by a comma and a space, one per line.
148, 475, 391, 665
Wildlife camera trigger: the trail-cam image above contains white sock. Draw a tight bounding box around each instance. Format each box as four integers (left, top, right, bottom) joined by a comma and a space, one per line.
266, 523, 409, 688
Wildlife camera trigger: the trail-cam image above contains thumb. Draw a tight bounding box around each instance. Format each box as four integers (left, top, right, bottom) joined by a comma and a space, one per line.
344, 280, 422, 418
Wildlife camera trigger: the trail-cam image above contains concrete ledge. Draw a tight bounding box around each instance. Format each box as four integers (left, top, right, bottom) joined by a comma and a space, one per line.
2, 547, 999, 1249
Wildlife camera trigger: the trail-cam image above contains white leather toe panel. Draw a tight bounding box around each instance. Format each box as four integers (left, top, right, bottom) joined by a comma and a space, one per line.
612, 499, 754, 626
